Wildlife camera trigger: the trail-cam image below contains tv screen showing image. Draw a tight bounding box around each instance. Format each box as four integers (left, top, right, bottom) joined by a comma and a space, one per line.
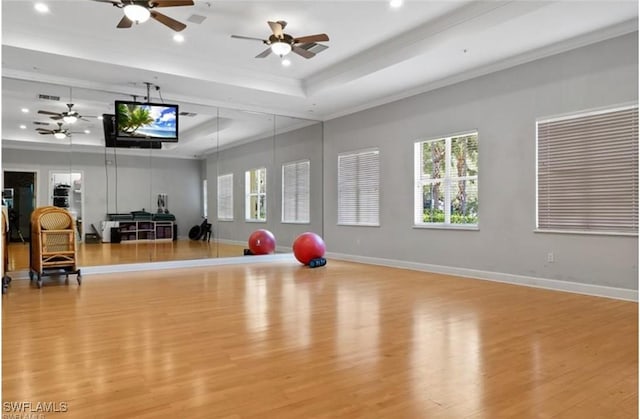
103, 114, 161, 149
115, 101, 178, 142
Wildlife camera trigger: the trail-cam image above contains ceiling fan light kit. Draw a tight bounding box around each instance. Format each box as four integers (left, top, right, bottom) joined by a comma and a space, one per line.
270, 41, 292, 57
123, 4, 150, 23
62, 114, 78, 124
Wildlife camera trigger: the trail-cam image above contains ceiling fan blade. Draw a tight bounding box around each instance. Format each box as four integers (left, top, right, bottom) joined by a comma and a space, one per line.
293, 34, 329, 44
268, 21, 284, 38
231, 35, 265, 42
36, 129, 54, 134
150, 0, 194, 7
92, 0, 122, 4
117, 15, 133, 28
49, 116, 63, 120
255, 48, 272, 58
150, 10, 186, 31
292, 45, 315, 59
38, 110, 61, 116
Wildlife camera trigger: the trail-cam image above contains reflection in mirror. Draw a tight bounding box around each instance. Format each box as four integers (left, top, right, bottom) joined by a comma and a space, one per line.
209, 108, 276, 257
2, 76, 323, 275
207, 109, 324, 257
3, 79, 79, 273
275, 115, 324, 248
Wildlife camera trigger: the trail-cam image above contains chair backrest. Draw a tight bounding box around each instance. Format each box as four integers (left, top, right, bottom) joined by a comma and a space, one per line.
40, 211, 73, 230
31, 206, 59, 228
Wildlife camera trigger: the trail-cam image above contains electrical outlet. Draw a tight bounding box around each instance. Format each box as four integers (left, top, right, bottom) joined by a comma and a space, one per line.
547, 252, 554, 263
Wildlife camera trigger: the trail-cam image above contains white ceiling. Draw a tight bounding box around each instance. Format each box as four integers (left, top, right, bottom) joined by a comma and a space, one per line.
2, 0, 637, 158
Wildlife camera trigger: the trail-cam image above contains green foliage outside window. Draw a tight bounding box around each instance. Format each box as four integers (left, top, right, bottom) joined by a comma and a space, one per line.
419, 134, 478, 225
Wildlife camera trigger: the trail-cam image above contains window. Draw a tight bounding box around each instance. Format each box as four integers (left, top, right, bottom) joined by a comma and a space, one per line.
282, 160, 310, 223
245, 168, 266, 221
217, 174, 233, 221
338, 149, 379, 226
537, 106, 638, 234
414, 132, 478, 227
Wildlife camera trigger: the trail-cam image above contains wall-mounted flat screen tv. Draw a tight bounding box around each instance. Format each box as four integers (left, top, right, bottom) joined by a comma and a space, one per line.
115, 101, 178, 142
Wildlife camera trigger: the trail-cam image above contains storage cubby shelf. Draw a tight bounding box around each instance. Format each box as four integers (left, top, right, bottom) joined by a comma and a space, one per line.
118, 221, 174, 243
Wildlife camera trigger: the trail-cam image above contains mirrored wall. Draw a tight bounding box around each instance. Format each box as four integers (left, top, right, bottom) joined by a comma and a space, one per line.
2, 77, 324, 273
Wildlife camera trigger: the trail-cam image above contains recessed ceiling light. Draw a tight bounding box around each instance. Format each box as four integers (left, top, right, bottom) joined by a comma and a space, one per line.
390, 0, 403, 8
34, 3, 49, 13
84, 129, 91, 134
97, 115, 104, 120
281, 58, 291, 67
173, 33, 185, 43
19, 125, 26, 129
21, 108, 29, 113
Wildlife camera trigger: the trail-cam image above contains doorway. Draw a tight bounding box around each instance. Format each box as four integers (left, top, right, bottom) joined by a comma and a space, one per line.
3, 171, 37, 243
49, 171, 84, 242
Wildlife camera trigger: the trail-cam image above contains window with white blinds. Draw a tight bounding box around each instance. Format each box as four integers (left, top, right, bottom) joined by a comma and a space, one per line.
338, 149, 380, 226
537, 105, 638, 234
217, 173, 233, 221
282, 160, 310, 223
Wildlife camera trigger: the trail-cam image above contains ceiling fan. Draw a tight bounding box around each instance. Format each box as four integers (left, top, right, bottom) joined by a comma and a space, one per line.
38, 104, 93, 124
35, 122, 84, 139
231, 21, 329, 59
93, 0, 194, 32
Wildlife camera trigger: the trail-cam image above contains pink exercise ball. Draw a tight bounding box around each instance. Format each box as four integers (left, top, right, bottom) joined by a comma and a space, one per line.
292, 232, 326, 265
248, 229, 276, 255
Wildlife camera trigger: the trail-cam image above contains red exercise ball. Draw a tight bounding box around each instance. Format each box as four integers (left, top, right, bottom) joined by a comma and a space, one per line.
248, 229, 276, 255
292, 232, 326, 265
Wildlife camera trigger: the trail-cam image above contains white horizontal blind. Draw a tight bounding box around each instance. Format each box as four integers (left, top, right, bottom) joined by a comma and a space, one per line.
217, 173, 233, 220
537, 106, 638, 233
282, 160, 310, 223
338, 149, 380, 226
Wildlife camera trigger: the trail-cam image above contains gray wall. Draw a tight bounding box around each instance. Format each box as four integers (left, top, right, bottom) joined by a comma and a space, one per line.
323, 33, 639, 290
3, 33, 636, 291
2, 148, 202, 238
206, 122, 323, 248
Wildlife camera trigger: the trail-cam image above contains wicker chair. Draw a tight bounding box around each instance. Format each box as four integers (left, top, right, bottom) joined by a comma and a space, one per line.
29, 206, 81, 288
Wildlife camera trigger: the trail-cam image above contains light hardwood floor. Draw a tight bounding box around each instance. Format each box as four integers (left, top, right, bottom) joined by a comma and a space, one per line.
2, 260, 637, 418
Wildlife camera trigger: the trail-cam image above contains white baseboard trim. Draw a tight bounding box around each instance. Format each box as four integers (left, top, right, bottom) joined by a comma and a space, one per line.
9, 254, 297, 279
82, 253, 297, 275
326, 252, 638, 302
